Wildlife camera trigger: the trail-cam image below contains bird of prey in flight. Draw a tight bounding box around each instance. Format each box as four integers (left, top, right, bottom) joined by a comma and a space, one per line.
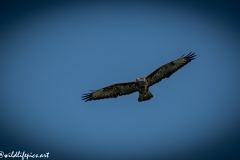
82, 52, 196, 102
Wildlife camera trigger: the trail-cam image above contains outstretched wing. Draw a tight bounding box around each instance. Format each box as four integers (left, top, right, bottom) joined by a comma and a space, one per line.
82, 82, 138, 102
146, 52, 196, 87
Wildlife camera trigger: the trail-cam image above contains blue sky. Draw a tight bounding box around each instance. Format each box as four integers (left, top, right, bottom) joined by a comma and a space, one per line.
1, 1, 240, 160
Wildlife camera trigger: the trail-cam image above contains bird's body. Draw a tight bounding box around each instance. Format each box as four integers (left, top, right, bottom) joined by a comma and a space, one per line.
135, 77, 148, 93
82, 52, 196, 102
135, 77, 153, 102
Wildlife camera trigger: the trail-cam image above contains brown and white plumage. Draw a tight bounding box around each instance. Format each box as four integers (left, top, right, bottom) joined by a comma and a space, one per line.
82, 82, 138, 101
82, 52, 196, 102
146, 52, 196, 87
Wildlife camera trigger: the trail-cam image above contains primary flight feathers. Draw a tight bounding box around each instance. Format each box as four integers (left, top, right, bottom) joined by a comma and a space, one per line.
82, 52, 196, 102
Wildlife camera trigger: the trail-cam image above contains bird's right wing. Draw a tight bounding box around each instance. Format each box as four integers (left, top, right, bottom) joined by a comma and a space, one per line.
146, 52, 196, 87
82, 82, 138, 102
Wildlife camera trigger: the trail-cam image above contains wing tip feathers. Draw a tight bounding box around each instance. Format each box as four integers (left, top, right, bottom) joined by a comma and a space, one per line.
183, 52, 196, 60
82, 91, 94, 102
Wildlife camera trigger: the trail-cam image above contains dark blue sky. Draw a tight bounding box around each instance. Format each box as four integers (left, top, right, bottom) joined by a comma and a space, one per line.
1, 1, 240, 160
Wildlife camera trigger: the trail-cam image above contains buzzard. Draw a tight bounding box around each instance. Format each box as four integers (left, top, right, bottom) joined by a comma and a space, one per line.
82, 52, 196, 102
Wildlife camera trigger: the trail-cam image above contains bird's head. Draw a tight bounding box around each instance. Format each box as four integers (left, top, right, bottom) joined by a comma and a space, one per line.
136, 77, 146, 83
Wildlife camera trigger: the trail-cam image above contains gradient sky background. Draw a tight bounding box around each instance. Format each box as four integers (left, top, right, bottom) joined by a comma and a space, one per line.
0, 0, 240, 160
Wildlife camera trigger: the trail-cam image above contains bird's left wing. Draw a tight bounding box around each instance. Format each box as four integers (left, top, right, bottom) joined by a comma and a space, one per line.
146, 52, 196, 87
82, 82, 138, 102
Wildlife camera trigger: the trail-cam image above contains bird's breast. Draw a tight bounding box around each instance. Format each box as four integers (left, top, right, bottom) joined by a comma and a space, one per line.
136, 82, 148, 92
